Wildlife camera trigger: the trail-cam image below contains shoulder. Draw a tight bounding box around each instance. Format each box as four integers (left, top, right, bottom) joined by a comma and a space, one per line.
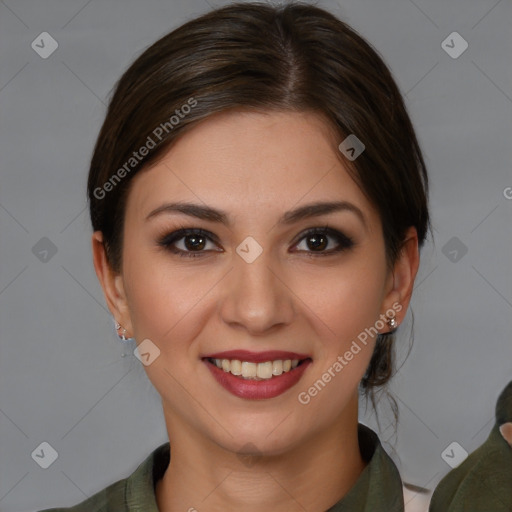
429, 380, 512, 512
37, 441, 170, 512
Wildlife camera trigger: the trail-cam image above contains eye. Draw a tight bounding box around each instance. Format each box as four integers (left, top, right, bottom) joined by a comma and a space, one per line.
157, 228, 221, 258
292, 226, 354, 256
157, 225, 354, 259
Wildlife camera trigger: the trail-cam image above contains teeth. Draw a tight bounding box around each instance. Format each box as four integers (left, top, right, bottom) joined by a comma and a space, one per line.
257, 361, 273, 379
211, 358, 303, 379
241, 361, 257, 378
272, 360, 283, 375
230, 359, 242, 375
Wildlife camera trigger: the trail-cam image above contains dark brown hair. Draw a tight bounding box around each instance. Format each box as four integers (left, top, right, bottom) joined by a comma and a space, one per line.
88, 1, 430, 411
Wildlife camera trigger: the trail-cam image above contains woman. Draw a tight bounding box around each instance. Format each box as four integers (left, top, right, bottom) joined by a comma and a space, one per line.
38, 1, 485, 510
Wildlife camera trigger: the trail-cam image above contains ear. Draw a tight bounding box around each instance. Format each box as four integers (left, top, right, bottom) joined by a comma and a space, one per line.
380, 226, 420, 329
91, 231, 133, 337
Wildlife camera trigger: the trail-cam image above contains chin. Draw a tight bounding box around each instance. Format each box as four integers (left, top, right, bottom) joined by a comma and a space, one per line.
212, 415, 307, 456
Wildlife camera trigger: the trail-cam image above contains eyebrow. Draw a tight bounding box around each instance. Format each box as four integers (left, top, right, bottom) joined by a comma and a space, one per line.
145, 200, 367, 229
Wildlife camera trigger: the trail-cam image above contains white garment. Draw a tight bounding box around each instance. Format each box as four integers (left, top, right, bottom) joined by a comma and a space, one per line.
403, 484, 433, 512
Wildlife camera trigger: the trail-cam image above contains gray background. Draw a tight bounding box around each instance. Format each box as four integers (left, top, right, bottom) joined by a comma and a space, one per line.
0, 0, 511, 510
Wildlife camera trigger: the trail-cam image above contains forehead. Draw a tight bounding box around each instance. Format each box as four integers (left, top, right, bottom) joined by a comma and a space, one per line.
125, 110, 379, 228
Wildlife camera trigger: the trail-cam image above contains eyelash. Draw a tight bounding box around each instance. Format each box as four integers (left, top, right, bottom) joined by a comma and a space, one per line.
157, 225, 355, 259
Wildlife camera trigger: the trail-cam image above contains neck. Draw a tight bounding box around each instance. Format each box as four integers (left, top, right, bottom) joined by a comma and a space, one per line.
156, 396, 366, 512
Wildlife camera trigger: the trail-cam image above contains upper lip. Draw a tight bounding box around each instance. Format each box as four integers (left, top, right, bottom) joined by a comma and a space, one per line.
202, 350, 311, 363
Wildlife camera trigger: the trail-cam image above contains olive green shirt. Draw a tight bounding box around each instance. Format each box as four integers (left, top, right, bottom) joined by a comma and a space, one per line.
39, 423, 405, 512
38, 379, 512, 511
429, 380, 512, 512
428, 422, 512, 511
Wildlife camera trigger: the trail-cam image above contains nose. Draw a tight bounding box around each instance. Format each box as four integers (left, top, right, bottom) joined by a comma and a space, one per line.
219, 247, 295, 335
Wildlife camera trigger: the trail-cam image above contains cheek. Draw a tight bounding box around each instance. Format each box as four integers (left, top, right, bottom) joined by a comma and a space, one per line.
124, 258, 209, 348
122, 257, 215, 408
305, 286, 380, 394
121, 238, 231, 375
303, 257, 388, 345
292, 264, 387, 420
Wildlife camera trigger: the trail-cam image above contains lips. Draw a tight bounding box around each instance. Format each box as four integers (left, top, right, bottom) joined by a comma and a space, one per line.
201, 350, 312, 400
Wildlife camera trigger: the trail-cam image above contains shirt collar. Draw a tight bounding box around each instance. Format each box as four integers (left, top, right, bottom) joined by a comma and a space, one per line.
326, 424, 404, 511
125, 423, 404, 511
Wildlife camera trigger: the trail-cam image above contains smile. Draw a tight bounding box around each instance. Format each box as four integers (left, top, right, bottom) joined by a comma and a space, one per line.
208, 358, 302, 379
201, 350, 312, 399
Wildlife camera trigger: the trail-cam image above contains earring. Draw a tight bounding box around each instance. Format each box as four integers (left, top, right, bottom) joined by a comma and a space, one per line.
114, 320, 129, 341
387, 316, 398, 330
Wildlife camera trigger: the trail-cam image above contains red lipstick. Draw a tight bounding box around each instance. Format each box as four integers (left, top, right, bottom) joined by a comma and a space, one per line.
201, 350, 312, 400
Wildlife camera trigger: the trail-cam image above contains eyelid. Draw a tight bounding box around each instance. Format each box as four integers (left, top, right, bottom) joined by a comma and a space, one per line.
157, 225, 354, 258
291, 225, 353, 248
157, 227, 221, 252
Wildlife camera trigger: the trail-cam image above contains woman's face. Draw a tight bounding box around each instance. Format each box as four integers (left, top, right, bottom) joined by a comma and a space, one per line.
98, 110, 413, 455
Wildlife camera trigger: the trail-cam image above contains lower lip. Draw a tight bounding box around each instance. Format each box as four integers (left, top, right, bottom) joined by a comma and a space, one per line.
203, 359, 312, 399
